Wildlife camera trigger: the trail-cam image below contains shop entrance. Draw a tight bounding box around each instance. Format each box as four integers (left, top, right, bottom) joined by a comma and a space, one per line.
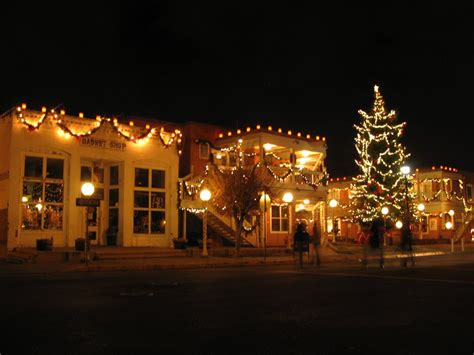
81, 160, 121, 246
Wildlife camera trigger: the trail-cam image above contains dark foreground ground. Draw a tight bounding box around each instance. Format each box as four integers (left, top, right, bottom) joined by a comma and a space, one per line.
1, 254, 473, 355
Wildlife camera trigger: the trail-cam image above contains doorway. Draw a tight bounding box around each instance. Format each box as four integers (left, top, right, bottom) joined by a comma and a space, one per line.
80, 160, 121, 246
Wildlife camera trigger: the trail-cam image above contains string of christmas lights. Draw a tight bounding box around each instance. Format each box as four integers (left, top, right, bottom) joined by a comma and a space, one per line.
14, 105, 183, 152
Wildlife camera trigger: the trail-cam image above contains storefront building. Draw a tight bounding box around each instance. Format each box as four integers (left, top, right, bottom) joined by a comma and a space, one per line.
0, 105, 182, 250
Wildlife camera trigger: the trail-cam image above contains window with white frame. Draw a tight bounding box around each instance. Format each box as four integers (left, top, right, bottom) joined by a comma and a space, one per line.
21, 155, 64, 230
271, 205, 289, 232
133, 168, 166, 235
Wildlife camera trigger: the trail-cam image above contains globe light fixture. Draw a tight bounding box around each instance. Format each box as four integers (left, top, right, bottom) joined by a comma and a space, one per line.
199, 189, 211, 202
448, 209, 455, 216
329, 199, 338, 208
417, 203, 425, 212
400, 165, 411, 175
395, 220, 403, 229
81, 182, 95, 197
381, 207, 389, 215
445, 221, 453, 230
282, 192, 294, 203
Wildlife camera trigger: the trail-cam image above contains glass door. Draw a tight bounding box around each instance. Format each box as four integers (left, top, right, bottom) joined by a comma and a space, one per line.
81, 161, 105, 245
107, 165, 120, 245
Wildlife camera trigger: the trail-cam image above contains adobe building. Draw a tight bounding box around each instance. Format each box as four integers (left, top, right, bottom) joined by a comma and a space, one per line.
0, 105, 182, 250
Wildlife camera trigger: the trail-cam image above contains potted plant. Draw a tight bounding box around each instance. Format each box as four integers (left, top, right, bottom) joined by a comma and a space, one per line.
172, 238, 188, 250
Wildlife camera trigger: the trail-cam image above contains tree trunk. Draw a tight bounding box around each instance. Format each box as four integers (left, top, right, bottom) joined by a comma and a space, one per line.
235, 221, 243, 257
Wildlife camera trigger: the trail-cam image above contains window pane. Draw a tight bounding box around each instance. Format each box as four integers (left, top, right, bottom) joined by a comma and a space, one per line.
281, 218, 288, 232
151, 211, 166, 234
93, 166, 104, 184
135, 168, 149, 187
134, 191, 149, 208
81, 166, 92, 181
271, 206, 280, 218
46, 158, 63, 179
272, 219, 280, 231
45, 183, 63, 203
134, 210, 149, 234
109, 188, 119, 207
281, 205, 289, 218
23, 182, 43, 202
151, 192, 165, 209
110, 166, 119, 185
152, 170, 165, 188
24, 156, 43, 178
44, 205, 63, 230
22, 205, 42, 229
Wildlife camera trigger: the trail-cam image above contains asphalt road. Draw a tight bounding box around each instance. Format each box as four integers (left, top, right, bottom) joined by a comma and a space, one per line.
1, 255, 474, 355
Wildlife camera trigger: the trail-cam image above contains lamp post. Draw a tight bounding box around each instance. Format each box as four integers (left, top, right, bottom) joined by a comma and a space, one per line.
329, 199, 338, 243
446, 221, 454, 252
81, 182, 95, 265
381, 206, 389, 246
199, 188, 212, 257
283, 192, 294, 249
400, 165, 411, 251
417, 203, 425, 239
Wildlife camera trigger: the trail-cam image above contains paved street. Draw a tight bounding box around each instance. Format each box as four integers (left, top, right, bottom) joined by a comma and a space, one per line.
1, 254, 474, 354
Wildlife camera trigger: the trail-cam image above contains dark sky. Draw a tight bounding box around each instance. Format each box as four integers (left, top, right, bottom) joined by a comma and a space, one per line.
2, 1, 473, 177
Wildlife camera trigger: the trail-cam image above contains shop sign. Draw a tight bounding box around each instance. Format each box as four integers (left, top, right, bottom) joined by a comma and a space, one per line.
76, 198, 100, 207
80, 137, 126, 151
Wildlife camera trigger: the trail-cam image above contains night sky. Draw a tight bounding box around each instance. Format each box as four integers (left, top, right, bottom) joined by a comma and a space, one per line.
2, 2, 473, 177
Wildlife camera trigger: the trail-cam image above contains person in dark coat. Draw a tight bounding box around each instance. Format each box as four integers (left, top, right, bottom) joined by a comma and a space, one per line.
368, 218, 385, 269
294, 223, 310, 267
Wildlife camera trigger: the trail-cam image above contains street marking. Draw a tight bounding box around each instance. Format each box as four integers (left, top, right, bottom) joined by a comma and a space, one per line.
275, 270, 474, 286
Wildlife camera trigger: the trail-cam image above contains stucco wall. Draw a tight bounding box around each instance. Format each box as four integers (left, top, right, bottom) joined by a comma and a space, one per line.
6, 112, 179, 249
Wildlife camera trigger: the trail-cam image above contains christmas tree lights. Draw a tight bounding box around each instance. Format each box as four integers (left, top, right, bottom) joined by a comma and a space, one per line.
350, 85, 414, 225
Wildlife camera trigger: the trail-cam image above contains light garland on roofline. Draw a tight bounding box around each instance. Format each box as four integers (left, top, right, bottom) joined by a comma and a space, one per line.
14, 105, 183, 153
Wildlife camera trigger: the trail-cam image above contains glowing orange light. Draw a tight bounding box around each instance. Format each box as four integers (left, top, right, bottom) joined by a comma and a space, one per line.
79, 112, 84, 118
219, 133, 223, 138
41, 107, 47, 113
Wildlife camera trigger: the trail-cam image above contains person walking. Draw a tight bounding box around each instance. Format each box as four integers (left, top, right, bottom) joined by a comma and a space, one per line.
294, 222, 310, 268
369, 218, 385, 269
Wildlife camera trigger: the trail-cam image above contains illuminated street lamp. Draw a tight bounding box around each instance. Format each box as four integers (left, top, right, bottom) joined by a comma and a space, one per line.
446, 221, 454, 252
400, 165, 412, 251
329, 199, 338, 242
395, 220, 403, 229
200, 188, 212, 257
283, 192, 294, 249
381, 207, 389, 246
81, 182, 95, 265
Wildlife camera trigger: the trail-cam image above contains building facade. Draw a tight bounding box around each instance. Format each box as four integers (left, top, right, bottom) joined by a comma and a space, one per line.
0, 105, 181, 250
326, 167, 474, 242
178, 123, 329, 248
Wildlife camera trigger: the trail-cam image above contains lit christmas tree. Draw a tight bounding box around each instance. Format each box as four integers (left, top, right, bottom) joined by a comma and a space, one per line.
350, 85, 413, 226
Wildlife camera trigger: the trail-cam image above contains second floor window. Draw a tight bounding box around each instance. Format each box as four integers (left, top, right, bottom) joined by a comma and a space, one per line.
199, 143, 210, 159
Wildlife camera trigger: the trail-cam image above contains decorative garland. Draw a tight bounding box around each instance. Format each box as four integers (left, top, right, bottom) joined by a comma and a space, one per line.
15, 106, 183, 152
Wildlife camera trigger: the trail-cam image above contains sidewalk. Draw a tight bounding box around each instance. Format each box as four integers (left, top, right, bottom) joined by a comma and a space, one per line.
1, 243, 472, 274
